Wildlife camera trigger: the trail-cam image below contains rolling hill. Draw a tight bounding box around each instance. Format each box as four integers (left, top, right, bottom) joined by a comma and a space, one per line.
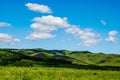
0, 48, 120, 70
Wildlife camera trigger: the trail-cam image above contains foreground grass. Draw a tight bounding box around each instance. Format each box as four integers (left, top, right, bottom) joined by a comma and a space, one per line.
0, 66, 120, 80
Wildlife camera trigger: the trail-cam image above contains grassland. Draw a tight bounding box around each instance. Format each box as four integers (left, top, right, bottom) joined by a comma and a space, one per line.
0, 48, 120, 80
0, 66, 120, 80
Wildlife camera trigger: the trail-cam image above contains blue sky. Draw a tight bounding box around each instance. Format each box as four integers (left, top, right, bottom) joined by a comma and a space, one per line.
0, 0, 120, 53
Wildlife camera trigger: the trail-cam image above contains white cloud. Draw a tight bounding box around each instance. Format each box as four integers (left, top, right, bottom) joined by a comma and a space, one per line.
25, 3, 52, 13
101, 20, 106, 25
25, 2, 102, 47
0, 22, 11, 27
30, 23, 57, 32
0, 33, 20, 45
109, 30, 117, 36
33, 15, 69, 27
106, 30, 117, 42
78, 39, 100, 47
26, 32, 55, 40
26, 15, 70, 40
66, 26, 101, 47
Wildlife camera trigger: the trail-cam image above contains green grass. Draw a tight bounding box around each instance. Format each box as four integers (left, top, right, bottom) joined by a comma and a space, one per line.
0, 66, 120, 80
0, 49, 120, 80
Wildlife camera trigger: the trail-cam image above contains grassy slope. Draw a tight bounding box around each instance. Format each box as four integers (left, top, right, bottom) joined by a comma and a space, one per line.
0, 48, 120, 67
69, 52, 120, 66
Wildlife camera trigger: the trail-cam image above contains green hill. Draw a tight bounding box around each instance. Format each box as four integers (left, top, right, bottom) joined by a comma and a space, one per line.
0, 48, 120, 70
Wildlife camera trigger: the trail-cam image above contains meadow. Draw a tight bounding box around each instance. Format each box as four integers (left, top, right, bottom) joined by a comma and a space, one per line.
0, 66, 120, 80
0, 49, 120, 80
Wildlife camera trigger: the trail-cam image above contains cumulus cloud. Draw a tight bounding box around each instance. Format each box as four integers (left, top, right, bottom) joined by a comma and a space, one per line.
65, 26, 101, 47
106, 30, 117, 42
0, 33, 20, 45
33, 15, 69, 28
101, 20, 106, 25
0, 22, 11, 27
30, 23, 57, 32
25, 2, 102, 47
26, 15, 70, 40
26, 32, 55, 40
25, 3, 52, 13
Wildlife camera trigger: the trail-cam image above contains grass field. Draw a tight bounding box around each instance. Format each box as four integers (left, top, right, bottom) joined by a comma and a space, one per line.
0, 66, 120, 80
0, 49, 120, 80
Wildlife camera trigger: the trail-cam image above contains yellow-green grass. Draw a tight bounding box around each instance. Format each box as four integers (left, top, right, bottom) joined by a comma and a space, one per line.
0, 66, 120, 80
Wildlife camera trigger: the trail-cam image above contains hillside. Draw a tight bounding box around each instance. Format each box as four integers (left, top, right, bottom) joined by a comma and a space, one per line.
0, 48, 120, 70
